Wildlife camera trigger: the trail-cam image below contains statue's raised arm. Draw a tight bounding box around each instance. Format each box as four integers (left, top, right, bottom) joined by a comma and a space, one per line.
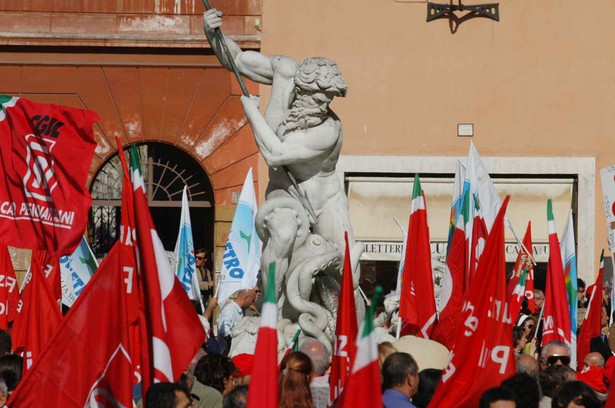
203, 9, 274, 85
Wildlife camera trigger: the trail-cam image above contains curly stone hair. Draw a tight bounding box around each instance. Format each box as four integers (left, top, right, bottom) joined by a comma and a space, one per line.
294, 57, 348, 97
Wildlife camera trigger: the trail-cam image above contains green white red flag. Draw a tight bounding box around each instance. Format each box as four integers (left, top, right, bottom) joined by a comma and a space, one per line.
7, 242, 134, 407
330, 232, 358, 402
399, 174, 436, 337
507, 222, 534, 311
337, 287, 383, 408
247, 263, 279, 408
542, 200, 571, 346
128, 145, 205, 401
428, 197, 515, 408
0, 96, 98, 256
576, 250, 604, 369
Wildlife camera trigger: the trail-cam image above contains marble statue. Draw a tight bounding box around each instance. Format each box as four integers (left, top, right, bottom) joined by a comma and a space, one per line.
204, 9, 365, 351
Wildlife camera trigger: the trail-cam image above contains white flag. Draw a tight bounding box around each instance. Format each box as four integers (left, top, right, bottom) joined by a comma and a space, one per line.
217, 168, 261, 306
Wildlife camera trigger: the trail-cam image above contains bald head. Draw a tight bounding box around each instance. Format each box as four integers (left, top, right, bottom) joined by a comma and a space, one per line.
235, 289, 257, 308
516, 354, 539, 379
299, 338, 329, 376
583, 352, 605, 368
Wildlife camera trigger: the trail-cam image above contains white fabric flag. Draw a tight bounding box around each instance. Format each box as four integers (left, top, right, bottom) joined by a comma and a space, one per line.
217, 168, 261, 307
59, 236, 98, 307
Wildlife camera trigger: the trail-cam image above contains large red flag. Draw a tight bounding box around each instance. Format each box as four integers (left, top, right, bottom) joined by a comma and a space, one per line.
431, 188, 469, 350
128, 145, 205, 400
0, 95, 98, 256
428, 197, 515, 408
542, 200, 571, 346
247, 263, 278, 408
11, 254, 62, 374
576, 250, 604, 369
0, 244, 20, 328
7, 242, 133, 407
330, 232, 358, 402
399, 175, 437, 337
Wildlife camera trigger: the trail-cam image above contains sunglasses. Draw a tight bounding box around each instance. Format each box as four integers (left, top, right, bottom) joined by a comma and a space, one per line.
546, 354, 571, 366
525, 324, 534, 330
196, 256, 205, 260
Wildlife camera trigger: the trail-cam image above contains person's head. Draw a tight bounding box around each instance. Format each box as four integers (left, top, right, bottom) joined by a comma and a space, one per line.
551, 380, 601, 408
382, 352, 420, 399
195, 249, 208, 269
377, 341, 397, 370
583, 352, 604, 369
412, 369, 442, 408
194, 354, 237, 396
577, 279, 586, 301
279, 351, 314, 408
515, 354, 539, 379
478, 386, 518, 408
540, 341, 571, 370
601, 305, 609, 328
519, 315, 537, 341
501, 373, 540, 408
0, 354, 22, 393
298, 338, 329, 376
539, 365, 577, 398
512, 327, 527, 351
223, 384, 248, 408
0, 331, 11, 356
235, 289, 257, 309
145, 382, 193, 408
534, 289, 545, 310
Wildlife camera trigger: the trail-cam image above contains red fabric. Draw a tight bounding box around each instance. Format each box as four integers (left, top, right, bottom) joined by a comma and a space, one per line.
246, 326, 278, 408
337, 360, 383, 408
32, 250, 61, 302
577, 365, 607, 394
11, 254, 62, 375
467, 213, 488, 289
0, 244, 20, 328
7, 242, 133, 408
577, 255, 604, 369
116, 139, 141, 384
330, 232, 358, 402
428, 197, 515, 408
0, 96, 98, 256
431, 217, 467, 350
232, 354, 254, 377
399, 180, 436, 338
129, 145, 205, 401
542, 218, 571, 346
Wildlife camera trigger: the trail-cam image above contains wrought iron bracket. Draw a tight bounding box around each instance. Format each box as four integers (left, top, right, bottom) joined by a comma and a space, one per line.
427, 2, 499, 22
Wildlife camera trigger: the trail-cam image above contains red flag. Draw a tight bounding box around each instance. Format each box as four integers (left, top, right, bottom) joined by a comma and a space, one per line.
428, 197, 515, 408
0, 244, 20, 327
247, 263, 278, 408
11, 255, 62, 374
32, 249, 61, 302
330, 232, 358, 402
337, 288, 383, 408
128, 145, 205, 400
577, 250, 604, 369
116, 138, 141, 384
431, 188, 469, 349
7, 242, 134, 407
542, 200, 572, 345
0, 95, 98, 256
511, 222, 535, 312
399, 175, 437, 338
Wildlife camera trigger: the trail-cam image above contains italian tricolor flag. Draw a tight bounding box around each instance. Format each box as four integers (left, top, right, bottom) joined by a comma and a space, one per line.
337, 288, 383, 408
247, 263, 278, 408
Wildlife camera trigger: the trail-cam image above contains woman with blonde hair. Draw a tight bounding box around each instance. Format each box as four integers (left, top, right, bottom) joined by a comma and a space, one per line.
279, 351, 315, 408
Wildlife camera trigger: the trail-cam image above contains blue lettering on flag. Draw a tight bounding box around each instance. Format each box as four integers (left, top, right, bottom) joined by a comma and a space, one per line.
223, 241, 244, 279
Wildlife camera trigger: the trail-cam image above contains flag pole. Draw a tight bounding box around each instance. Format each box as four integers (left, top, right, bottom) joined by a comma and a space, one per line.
395, 315, 402, 340
358, 286, 370, 307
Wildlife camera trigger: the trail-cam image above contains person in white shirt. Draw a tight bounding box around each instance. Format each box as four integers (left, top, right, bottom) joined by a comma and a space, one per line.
218, 289, 257, 338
